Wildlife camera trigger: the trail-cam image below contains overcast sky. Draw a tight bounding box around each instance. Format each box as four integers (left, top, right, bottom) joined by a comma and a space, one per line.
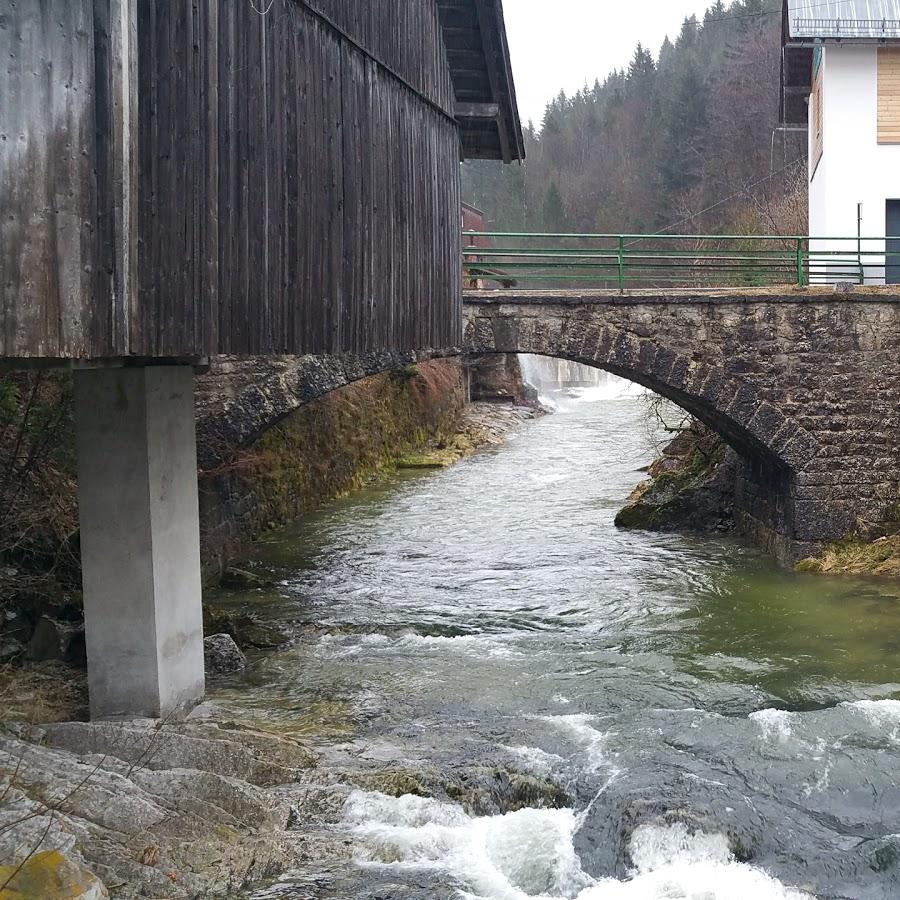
503, 1, 720, 127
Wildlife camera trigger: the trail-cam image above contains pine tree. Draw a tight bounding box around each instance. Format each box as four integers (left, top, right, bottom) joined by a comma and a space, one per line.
541, 181, 566, 232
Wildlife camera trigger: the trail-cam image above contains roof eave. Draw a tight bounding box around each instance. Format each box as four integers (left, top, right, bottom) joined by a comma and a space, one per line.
438, 0, 525, 163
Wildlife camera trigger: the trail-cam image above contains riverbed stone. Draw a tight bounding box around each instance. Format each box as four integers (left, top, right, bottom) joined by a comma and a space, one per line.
0, 850, 108, 899
0, 717, 318, 898
203, 605, 287, 650
204, 634, 247, 674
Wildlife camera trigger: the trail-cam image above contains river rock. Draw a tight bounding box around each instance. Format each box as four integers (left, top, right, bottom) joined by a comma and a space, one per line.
0, 717, 316, 898
26, 615, 86, 666
0, 637, 24, 662
615, 424, 736, 533
204, 633, 247, 673
0, 850, 108, 899
203, 605, 287, 649
219, 567, 275, 589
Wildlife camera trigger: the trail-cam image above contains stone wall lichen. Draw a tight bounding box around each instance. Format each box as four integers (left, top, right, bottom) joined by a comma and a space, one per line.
199, 360, 467, 580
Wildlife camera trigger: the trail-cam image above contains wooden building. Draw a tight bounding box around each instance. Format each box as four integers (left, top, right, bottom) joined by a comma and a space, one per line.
1, 0, 524, 362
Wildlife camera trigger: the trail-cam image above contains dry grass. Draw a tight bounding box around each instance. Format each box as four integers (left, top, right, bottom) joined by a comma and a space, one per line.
0, 663, 87, 725
796, 536, 900, 577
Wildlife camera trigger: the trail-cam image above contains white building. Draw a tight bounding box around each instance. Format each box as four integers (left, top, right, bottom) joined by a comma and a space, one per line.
782, 0, 900, 283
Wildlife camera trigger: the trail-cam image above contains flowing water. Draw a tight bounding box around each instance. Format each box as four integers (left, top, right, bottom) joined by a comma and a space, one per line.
211, 367, 900, 900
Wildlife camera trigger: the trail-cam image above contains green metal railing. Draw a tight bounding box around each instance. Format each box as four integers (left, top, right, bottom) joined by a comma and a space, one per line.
462, 233, 900, 290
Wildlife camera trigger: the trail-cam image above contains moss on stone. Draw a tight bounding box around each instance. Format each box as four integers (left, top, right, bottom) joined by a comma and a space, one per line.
199, 361, 467, 577
0, 850, 107, 899
615, 425, 734, 534
348, 770, 431, 798
396, 449, 463, 469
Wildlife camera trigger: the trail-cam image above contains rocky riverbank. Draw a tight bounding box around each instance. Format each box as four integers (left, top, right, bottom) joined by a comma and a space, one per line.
0, 703, 571, 898
614, 422, 736, 534
0, 383, 546, 897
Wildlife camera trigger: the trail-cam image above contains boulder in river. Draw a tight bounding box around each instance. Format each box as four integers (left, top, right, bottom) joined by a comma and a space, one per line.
615, 424, 735, 533
204, 633, 247, 674
203, 605, 288, 649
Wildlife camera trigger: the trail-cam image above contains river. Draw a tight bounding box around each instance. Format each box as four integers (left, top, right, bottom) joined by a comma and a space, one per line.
211, 366, 900, 900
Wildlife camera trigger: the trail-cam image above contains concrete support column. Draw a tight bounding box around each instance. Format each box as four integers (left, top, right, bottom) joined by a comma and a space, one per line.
74, 366, 205, 719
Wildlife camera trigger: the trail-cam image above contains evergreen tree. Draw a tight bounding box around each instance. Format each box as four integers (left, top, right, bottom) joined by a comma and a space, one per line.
541, 181, 567, 232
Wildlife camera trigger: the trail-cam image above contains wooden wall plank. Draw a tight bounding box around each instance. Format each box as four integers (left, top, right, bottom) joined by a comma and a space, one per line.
0, 0, 101, 358
3, 0, 463, 359
879, 48, 900, 145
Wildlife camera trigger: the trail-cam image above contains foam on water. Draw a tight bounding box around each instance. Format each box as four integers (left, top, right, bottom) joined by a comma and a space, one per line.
502, 745, 566, 777
318, 631, 519, 659
539, 714, 612, 774
344, 792, 815, 900
750, 708, 798, 742
839, 698, 900, 741
346, 790, 593, 899
841, 698, 900, 724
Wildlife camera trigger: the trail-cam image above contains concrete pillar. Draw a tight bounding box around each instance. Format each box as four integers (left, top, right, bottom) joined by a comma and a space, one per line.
74, 366, 205, 719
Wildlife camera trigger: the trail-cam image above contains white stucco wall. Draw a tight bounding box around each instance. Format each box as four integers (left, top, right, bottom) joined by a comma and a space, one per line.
809, 45, 900, 283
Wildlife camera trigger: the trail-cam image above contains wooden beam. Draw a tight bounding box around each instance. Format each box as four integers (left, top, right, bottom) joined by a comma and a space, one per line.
454, 101, 500, 119
107, 0, 140, 354
472, 0, 511, 162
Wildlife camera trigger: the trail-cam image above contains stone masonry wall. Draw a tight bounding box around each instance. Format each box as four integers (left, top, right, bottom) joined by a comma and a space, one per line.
187, 290, 900, 565
196, 359, 466, 582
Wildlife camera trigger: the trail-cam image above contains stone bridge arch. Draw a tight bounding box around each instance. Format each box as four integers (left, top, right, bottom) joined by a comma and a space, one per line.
464, 301, 817, 477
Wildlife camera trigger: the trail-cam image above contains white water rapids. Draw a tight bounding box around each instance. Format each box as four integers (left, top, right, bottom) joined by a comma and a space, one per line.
224, 358, 900, 900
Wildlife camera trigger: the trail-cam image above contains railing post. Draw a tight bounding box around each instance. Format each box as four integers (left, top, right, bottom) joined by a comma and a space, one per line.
617, 235, 625, 291
795, 238, 806, 287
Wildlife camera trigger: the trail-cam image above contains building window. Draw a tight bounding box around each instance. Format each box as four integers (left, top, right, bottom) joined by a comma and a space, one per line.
811, 63, 824, 175
888, 201, 900, 285
878, 48, 900, 145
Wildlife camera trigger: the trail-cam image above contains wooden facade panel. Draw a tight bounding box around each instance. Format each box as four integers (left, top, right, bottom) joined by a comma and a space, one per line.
305, 0, 454, 115
3, 0, 463, 360
0, 0, 107, 358
879, 48, 900, 144
134, 0, 461, 358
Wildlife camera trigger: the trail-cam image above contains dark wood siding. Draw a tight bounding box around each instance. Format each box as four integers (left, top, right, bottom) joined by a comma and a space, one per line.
0, 0, 109, 358
1, 0, 462, 360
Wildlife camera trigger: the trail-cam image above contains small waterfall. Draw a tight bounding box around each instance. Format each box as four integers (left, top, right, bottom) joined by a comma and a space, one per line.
518, 354, 640, 404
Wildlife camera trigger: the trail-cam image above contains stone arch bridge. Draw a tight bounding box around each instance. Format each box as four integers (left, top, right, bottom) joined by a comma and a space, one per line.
197, 289, 900, 563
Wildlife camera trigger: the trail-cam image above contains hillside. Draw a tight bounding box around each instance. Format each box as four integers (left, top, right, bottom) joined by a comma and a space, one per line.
462, 0, 807, 236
